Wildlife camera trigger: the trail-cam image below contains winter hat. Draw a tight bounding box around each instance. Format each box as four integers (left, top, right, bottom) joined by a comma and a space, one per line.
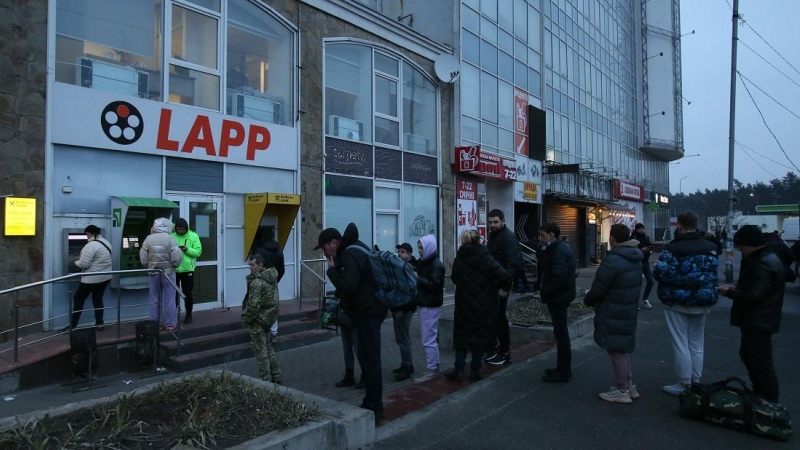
418, 234, 437, 260
733, 225, 765, 247
396, 243, 413, 253
314, 228, 342, 250
174, 218, 189, 230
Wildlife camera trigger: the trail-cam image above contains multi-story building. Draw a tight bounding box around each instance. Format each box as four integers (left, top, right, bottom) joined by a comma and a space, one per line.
0, 0, 684, 335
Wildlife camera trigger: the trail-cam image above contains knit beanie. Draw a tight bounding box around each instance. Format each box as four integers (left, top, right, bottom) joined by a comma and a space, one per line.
733, 225, 765, 247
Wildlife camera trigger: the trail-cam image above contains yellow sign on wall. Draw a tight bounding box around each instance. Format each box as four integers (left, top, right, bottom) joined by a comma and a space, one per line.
268, 193, 300, 205
4, 197, 36, 236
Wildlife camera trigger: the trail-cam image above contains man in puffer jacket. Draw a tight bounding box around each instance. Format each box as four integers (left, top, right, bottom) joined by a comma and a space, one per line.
140, 217, 183, 330
716, 225, 785, 402
64, 225, 113, 332
653, 211, 719, 396
584, 224, 642, 404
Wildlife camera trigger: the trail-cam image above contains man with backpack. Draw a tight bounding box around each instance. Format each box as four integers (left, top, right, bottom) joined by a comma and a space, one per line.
318, 223, 387, 424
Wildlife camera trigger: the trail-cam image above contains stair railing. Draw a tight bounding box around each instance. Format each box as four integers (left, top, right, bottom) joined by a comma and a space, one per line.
299, 258, 328, 313
0, 269, 185, 365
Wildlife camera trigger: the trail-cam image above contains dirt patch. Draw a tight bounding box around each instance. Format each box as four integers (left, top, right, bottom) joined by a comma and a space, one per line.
0, 372, 324, 449
507, 295, 594, 327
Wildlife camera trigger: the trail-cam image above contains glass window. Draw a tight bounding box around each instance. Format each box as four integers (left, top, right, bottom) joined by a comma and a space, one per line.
462, 31, 480, 65
403, 63, 437, 155
480, 17, 498, 44
463, 0, 479, 10
172, 5, 218, 69
461, 63, 480, 118
481, 0, 497, 22
514, 60, 526, 88
499, 128, 514, 153
498, 30, 514, 54
376, 186, 400, 210
528, 68, 541, 96
169, 64, 220, 110
480, 72, 498, 123
375, 76, 398, 117
513, 0, 527, 39
325, 175, 373, 248
498, 0, 513, 31
375, 53, 399, 77
481, 40, 498, 74
226, 0, 294, 126
375, 116, 400, 147
463, 6, 480, 33
498, 80, 513, 129
55, 0, 162, 99
482, 122, 498, 147
499, 51, 513, 81
514, 40, 527, 64
462, 116, 481, 142
528, 6, 541, 49
186, 0, 220, 12
403, 184, 438, 246
325, 44, 373, 142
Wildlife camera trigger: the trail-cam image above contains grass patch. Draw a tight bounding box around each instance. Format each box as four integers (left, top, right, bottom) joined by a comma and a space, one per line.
507, 295, 594, 326
0, 371, 324, 449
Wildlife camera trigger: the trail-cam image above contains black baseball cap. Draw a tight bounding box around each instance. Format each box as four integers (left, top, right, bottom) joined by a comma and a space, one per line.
396, 243, 413, 253
314, 228, 342, 250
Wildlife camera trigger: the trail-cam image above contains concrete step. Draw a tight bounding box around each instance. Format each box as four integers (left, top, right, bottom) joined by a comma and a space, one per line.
163, 328, 336, 373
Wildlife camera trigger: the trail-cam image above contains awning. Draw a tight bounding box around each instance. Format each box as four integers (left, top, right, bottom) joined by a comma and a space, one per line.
115, 197, 178, 208
600, 201, 634, 213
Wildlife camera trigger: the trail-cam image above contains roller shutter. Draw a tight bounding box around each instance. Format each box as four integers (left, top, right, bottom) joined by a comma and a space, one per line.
544, 203, 587, 267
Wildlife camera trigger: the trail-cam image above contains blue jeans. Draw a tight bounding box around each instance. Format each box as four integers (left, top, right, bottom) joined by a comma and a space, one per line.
641, 261, 655, 301
355, 315, 385, 414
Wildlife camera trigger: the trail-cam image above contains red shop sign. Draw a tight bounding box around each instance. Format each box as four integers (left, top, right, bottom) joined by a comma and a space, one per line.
454, 145, 516, 182
614, 180, 645, 201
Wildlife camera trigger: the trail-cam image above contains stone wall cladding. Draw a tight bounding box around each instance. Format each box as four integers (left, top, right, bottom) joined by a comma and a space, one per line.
0, 0, 47, 342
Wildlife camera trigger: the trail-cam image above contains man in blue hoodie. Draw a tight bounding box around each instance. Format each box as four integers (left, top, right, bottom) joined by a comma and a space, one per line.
654, 211, 719, 396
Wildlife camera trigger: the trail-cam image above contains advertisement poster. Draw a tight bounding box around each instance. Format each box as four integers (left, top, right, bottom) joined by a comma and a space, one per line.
513, 155, 543, 204
456, 178, 478, 244
514, 88, 529, 156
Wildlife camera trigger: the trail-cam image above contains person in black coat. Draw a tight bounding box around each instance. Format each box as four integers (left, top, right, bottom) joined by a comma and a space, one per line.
631, 223, 655, 309
584, 224, 643, 404
716, 225, 785, 402
538, 222, 577, 383
485, 209, 520, 365
447, 229, 511, 382
763, 232, 795, 283
318, 223, 386, 422
791, 240, 800, 278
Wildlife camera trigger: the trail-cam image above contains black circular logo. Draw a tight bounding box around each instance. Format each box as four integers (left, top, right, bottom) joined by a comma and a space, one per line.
100, 101, 144, 145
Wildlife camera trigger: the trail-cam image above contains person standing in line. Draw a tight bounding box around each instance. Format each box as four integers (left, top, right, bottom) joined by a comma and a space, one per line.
447, 229, 511, 382
253, 229, 285, 340
242, 253, 282, 384
790, 240, 800, 278
538, 222, 577, 383
321, 223, 387, 423
631, 223, 655, 309
63, 225, 113, 332
412, 235, 446, 383
140, 217, 183, 331
716, 225, 785, 402
584, 224, 642, 404
485, 209, 518, 366
653, 211, 719, 396
315, 228, 366, 390
762, 231, 795, 283
172, 218, 202, 324
391, 242, 418, 381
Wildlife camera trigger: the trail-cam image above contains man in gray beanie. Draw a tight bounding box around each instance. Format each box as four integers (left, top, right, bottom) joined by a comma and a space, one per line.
716, 225, 785, 402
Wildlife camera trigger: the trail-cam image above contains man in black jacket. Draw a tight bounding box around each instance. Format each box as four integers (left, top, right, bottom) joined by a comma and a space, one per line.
539, 222, 577, 382
631, 223, 655, 309
763, 232, 795, 283
319, 223, 387, 423
485, 209, 518, 366
716, 225, 785, 402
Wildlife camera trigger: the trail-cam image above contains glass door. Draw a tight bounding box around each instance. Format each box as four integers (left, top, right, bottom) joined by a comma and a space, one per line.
375, 184, 401, 252
167, 194, 222, 311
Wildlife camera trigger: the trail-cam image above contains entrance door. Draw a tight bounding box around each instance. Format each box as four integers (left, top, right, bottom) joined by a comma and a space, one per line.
167, 194, 222, 311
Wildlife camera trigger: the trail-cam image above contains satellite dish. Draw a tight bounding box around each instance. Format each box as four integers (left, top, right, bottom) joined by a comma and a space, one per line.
434, 54, 461, 83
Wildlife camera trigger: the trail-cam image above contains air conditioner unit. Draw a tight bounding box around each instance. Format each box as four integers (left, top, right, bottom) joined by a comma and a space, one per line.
229, 92, 282, 124
405, 133, 429, 154
77, 57, 148, 98
328, 115, 364, 141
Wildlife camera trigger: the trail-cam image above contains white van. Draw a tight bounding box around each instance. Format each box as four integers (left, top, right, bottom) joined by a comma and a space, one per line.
782, 218, 799, 244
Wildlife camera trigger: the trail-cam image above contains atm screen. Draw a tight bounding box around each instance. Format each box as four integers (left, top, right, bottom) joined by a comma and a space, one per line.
123, 236, 140, 249
67, 233, 89, 274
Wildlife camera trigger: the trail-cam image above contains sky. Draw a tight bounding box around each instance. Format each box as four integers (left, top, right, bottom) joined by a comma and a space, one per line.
674, 0, 800, 195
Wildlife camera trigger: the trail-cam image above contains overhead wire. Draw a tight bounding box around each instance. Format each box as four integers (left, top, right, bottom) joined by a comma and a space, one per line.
737, 72, 800, 173
735, 140, 797, 172
736, 143, 779, 179
739, 40, 800, 91
740, 19, 800, 79
737, 71, 800, 121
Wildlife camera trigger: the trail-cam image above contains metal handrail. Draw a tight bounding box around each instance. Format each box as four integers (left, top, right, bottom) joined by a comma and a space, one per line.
299, 258, 328, 315
1, 268, 185, 365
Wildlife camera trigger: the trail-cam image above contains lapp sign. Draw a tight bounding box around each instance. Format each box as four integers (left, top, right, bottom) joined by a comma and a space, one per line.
614, 180, 645, 201
156, 109, 270, 161
454, 145, 516, 182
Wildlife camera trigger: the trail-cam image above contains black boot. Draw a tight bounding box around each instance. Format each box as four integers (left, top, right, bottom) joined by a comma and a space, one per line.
355, 373, 366, 389
470, 368, 483, 381
445, 368, 464, 382
394, 363, 414, 381
335, 369, 356, 388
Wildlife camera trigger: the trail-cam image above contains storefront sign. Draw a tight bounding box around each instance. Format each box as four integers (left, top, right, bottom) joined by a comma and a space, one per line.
614, 180, 645, 201
456, 177, 478, 243
403, 153, 438, 185
51, 83, 298, 170
652, 192, 669, 205
325, 139, 373, 177
454, 145, 516, 181
375, 147, 402, 180
4, 197, 36, 236
268, 193, 300, 205
523, 182, 539, 200
513, 155, 543, 204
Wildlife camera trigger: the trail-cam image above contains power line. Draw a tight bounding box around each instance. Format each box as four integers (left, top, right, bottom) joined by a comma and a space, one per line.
737, 71, 800, 121
735, 140, 797, 172
737, 72, 800, 173
739, 40, 800, 91
736, 143, 779, 179
740, 19, 800, 79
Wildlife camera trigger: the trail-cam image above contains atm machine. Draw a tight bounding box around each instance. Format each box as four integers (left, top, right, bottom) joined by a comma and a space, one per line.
109, 197, 178, 289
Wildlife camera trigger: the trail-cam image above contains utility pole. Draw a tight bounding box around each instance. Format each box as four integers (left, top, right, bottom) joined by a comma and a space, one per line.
725, 0, 740, 282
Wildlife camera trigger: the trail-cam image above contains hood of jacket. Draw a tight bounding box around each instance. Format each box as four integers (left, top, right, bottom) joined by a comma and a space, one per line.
612, 239, 644, 262
262, 240, 280, 253
174, 217, 189, 233
339, 222, 360, 250
419, 234, 437, 260
457, 241, 490, 265
247, 266, 278, 285
152, 217, 173, 234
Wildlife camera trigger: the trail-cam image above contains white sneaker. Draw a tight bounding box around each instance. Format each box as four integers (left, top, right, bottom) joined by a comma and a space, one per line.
662, 383, 689, 396
599, 388, 632, 404
641, 299, 653, 309
609, 385, 640, 399
413, 369, 439, 384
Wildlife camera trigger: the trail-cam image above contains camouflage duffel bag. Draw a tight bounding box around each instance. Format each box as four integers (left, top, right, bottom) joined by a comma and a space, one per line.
679, 376, 792, 442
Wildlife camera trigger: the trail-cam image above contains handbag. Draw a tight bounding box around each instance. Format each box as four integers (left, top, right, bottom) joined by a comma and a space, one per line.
321, 296, 353, 329
679, 376, 792, 442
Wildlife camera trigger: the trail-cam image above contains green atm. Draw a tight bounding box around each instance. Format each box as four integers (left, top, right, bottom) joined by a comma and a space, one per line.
110, 197, 178, 289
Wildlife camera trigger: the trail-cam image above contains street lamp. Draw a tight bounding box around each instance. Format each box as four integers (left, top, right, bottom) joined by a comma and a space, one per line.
679, 175, 689, 214
670, 153, 701, 165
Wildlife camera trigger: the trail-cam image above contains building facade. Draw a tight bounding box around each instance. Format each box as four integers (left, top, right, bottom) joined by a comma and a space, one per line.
0, 0, 683, 336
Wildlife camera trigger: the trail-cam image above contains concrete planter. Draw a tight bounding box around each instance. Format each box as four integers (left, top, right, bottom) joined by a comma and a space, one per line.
0, 370, 374, 450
